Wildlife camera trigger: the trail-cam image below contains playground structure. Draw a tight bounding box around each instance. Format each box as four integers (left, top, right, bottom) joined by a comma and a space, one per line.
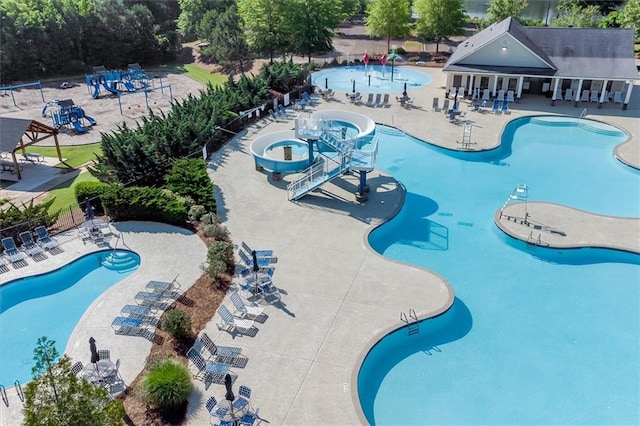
85, 64, 151, 99
250, 110, 378, 201
0, 81, 45, 107
41, 99, 96, 133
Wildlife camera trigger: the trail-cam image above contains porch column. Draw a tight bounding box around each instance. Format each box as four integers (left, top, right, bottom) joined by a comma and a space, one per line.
622, 81, 633, 110
445, 73, 452, 95
551, 78, 561, 106
598, 79, 609, 108
469, 74, 475, 97
516, 76, 524, 99
492, 75, 499, 97
574, 78, 583, 107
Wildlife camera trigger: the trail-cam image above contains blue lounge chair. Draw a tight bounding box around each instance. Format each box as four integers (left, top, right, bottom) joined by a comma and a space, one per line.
241, 241, 273, 258
501, 101, 509, 113
2, 236, 27, 264
19, 231, 44, 257
110, 316, 155, 340
492, 99, 500, 113
237, 248, 276, 267
34, 226, 59, 250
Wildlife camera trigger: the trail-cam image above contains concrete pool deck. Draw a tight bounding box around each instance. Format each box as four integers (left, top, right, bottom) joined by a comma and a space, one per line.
1, 66, 638, 425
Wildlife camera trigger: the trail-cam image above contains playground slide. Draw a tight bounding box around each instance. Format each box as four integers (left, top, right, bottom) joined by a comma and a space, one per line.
124, 81, 136, 92
84, 115, 97, 126
71, 120, 86, 133
101, 81, 119, 95
92, 83, 100, 99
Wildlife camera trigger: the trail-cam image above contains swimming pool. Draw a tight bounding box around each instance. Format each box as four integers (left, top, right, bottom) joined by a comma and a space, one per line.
360, 117, 640, 424
311, 65, 432, 94
0, 250, 139, 385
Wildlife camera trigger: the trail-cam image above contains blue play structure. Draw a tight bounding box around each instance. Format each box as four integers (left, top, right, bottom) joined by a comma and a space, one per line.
41, 99, 96, 133
85, 64, 150, 99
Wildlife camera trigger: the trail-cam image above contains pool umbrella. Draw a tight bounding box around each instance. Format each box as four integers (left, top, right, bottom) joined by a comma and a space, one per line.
352, 79, 356, 93
251, 250, 260, 294
403, 83, 407, 97
224, 373, 237, 422
89, 337, 100, 371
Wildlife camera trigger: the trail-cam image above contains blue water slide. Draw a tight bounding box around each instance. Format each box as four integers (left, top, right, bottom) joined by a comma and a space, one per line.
92, 82, 100, 99
124, 81, 136, 92
84, 115, 97, 126
71, 119, 86, 133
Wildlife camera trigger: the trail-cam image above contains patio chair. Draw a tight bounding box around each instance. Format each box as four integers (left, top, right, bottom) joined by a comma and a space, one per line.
230, 291, 264, 319
98, 349, 111, 361
590, 90, 599, 102
71, 361, 84, 376
431, 97, 439, 111
613, 91, 623, 104
373, 94, 382, 107
34, 226, 59, 250
206, 396, 230, 420
1, 237, 27, 264
506, 90, 515, 103
233, 385, 252, 411
186, 347, 231, 383
111, 316, 155, 340
241, 241, 273, 258
482, 89, 490, 101
218, 305, 256, 334
239, 408, 261, 426
365, 93, 375, 107
18, 231, 44, 257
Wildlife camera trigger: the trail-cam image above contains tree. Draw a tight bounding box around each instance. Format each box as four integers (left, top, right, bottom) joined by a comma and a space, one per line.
23, 337, 124, 426
553, 0, 602, 28
284, 0, 345, 62
619, 0, 640, 39
365, 0, 412, 53
237, 0, 287, 63
204, 4, 250, 71
486, 0, 529, 24
415, 0, 466, 53
177, 0, 223, 41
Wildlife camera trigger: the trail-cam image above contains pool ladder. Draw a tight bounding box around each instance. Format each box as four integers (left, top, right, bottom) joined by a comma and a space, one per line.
499, 184, 528, 219
401, 308, 420, 336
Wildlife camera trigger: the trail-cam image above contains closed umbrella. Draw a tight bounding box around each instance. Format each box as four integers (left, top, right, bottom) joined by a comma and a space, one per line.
225, 373, 237, 423
251, 250, 260, 295
89, 337, 100, 371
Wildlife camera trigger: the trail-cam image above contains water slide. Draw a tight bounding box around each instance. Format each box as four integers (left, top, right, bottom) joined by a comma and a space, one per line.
92, 82, 100, 99
84, 115, 97, 126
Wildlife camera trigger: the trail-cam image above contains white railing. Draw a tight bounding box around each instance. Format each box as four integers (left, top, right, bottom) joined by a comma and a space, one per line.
287, 149, 352, 200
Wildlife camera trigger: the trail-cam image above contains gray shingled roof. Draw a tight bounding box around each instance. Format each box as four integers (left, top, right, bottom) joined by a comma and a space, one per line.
445, 17, 639, 80
0, 117, 33, 153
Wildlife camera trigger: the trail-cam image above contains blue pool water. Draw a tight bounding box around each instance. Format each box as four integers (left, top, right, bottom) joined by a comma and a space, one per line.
0, 250, 139, 385
361, 117, 640, 425
312, 65, 432, 94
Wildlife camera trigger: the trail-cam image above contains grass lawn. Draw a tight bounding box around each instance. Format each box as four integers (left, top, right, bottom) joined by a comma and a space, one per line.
24, 143, 102, 169
403, 40, 423, 52
46, 171, 98, 212
179, 64, 226, 86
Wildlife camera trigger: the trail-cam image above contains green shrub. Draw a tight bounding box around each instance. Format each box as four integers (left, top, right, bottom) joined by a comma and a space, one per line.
188, 205, 206, 221
74, 181, 110, 211
162, 309, 192, 339
205, 240, 234, 278
206, 258, 227, 277
165, 158, 216, 212
202, 222, 229, 239
101, 185, 187, 225
142, 359, 192, 410
199, 213, 217, 226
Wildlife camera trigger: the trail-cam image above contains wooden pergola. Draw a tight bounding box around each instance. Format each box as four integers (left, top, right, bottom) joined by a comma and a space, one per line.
0, 117, 62, 179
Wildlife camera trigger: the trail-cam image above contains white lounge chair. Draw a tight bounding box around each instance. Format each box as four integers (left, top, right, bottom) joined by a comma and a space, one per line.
506, 90, 515, 103
34, 226, 59, 250
186, 347, 231, 384
496, 89, 505, 101
590, 90, 599, 103
541, 82, 550, 92
230, 291, 264, 318
2, 236, 27, 264
365, 93, 374, 107
218, 305, 255, 334
432, 97, 439, 111
373, 93, 382, 107
602, 90, 609, 103
564, 88, 573, 101
482, 89, 490, 101
613, 91, 623, 104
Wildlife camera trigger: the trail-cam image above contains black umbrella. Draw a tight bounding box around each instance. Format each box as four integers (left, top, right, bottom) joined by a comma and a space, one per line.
403, 82, 407, 97
352, 79, 356, 93
251, 251, 260, 295
85, 197, 94, 221
89, 337, 100, 371
224, 373, 236, 421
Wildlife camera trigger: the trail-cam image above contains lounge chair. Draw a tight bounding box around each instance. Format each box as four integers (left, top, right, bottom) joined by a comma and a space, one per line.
146, 278, 180, 295
613, 91, 623, 104
186, 347, 231, 383
241, 241, 273, 258
564, 88, 573, 101
238, 248, 276, 267
199, 332, 244, 366
541, 82, 550, 92
496, 89, 505, 101
365, 93, 375, 107
442, 99, 450, 113
590, 90, 599, 103
230, 291, 264, 318
506, 90, 515, 103
120, 304, 152, 318
602, 90, 609, 103
218, 305, 256, 334
19, 231, 45, 257
432, 97, 439, 111
501, 101, 509, 113
448, 87, 457, 98
268, 109, 280, 121
482, 89, 490, 101
380, 94, 390, 107
2, 237, 27, 264
110, 316, 155, 340
71, 361, 84, 376
373, 94, 382, 107
492, 99, 501, 113
34, 226, 59, 250
404, 98, 414, 109
580, 90, 589, 102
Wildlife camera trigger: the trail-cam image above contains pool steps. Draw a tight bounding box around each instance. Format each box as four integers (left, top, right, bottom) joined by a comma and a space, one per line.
101, 251, 139, 272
